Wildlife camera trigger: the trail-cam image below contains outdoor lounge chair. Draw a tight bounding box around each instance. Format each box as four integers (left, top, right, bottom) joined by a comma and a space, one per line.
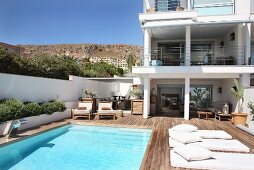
97, 101, 116, 120
170, 149, 254, 170
72, 101, 93, 120
168, 129, 233, 139
169, 138, 250, 152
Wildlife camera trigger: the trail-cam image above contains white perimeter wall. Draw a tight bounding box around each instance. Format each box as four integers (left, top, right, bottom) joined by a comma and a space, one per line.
0, 73, 133, 104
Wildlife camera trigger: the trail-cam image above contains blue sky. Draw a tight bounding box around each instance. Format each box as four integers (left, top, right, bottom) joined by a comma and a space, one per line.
0, 0, 143, 45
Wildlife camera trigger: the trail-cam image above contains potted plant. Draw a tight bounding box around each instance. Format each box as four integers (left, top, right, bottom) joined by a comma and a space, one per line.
130, 88, 143, 99
82, 89, 96, 99
231, 79, 248, 126
247, 102, 254, 129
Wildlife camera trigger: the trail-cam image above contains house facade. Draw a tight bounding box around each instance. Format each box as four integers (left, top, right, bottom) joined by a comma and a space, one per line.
132, 0, 254, 120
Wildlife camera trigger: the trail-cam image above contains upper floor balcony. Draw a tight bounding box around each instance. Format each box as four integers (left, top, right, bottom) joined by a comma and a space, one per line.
144, 0, 235, 16
139, 46, 248, 66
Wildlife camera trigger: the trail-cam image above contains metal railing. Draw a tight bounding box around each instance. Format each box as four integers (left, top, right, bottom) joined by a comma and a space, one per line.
145, 0, 234, 14
139, 46, 246, 66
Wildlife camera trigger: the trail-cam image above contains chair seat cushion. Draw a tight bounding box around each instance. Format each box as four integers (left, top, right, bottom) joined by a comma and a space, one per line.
98, 110, 115, 114
73, 109, 91, 114
174, 145, 215, 161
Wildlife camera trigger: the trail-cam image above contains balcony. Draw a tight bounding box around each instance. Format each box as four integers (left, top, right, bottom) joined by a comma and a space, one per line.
144, 0, 235, 16
139, 46, 246, 66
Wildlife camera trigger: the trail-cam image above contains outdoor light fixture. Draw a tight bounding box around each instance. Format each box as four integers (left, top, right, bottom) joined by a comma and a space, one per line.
218, 87, 222, 93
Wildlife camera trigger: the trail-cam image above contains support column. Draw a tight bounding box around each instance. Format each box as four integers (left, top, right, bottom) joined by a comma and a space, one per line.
144, 29, 151, 66
143, 76, 150, 119
185, 26, 191, 66
187, 0, 191, 10
245, 23, 251, 65
184, 77, 190, 120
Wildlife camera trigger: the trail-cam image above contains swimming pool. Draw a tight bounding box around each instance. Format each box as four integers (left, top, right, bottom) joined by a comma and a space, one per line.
0, 124, 152, 170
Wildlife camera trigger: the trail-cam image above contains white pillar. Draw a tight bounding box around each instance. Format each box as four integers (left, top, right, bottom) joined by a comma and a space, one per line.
185, 26, 191, 66
187, 0, 191, 10
143, 76, 150, 119
184, 77, 190, 120
144, 29, 151, 66
245, 23, 251, 65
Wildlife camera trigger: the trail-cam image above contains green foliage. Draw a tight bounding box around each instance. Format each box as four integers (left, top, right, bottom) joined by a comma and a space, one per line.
127, 54, 136, 70
247, 102, 254, 121
2, 99, 24, 119
130, 88, 143, 97
231, 78, 244, 113
0, 104, 13, 123
21, 103, 42, 117
82, 61, 124, 77
0, 99, 66, 123
42, 101, 66, 115
0, 47, 124, 79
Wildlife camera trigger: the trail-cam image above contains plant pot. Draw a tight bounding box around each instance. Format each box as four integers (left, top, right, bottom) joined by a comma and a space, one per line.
176, 7, 184, 11
231, 112, 248, 126
248, 121, 254, 129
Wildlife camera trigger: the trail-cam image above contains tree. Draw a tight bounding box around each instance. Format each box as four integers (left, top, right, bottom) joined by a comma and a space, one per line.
127, 54, 136, 71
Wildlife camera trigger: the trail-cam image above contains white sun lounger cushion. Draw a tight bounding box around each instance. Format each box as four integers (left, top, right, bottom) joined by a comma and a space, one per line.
168, 129, 232, 139
192, 130, 232, 139
171, 132, 202, 144
169, 138, 250, 152
174, 145, 215, 161
171, 124, 198, 132
171, 150, 254, 170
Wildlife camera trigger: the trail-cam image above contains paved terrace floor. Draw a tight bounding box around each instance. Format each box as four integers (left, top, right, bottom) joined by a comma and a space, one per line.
1, 114, 254, 170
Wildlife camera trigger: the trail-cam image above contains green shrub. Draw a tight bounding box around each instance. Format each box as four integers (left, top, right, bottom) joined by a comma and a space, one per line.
3, 99, 24, 119
21, 103, 42, 117
42, 101, 66, 115
0, 104, 13, 123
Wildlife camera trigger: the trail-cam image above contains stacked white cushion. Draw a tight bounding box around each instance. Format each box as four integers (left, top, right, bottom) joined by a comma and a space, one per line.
174, 145, 215, 161
171, 124, 198, 132
171, 132, 202, 144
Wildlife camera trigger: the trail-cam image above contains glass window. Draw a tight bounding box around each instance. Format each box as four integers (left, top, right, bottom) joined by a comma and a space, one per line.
250, 74, 254, 86
190, 86, 212, 108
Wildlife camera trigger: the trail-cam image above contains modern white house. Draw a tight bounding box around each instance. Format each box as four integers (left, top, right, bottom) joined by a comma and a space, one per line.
132, 0, 254, 120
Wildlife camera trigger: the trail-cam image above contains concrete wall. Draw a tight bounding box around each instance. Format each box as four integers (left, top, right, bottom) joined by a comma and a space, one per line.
0, 73, 85, 102
0, 73, 133, 103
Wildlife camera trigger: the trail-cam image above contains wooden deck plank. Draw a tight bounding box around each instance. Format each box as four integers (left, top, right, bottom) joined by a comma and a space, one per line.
1, 114, 254, 169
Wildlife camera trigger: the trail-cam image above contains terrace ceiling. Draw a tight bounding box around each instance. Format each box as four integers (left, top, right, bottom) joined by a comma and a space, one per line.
151, 23, 237, 40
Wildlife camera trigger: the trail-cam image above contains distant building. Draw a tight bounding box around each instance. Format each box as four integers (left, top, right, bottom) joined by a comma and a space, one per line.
0, 42, 25, 56
90, 57, 128, 69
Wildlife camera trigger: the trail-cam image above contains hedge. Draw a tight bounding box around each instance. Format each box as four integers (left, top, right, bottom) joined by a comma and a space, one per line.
0, 99, 66, 123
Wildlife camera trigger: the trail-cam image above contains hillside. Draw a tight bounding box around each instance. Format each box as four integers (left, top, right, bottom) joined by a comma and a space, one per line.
20, 44, 141, 60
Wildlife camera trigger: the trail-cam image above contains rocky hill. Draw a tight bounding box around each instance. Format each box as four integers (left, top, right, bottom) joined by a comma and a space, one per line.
20, 44, 141, 60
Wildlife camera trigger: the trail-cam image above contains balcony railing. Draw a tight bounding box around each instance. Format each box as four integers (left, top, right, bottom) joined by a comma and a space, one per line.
139, 46, 246, 66
145, 0, 234, 15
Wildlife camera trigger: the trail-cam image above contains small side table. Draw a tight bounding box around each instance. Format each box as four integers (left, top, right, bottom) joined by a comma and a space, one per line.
215, 113, 232, 121
197, 111, 213, 120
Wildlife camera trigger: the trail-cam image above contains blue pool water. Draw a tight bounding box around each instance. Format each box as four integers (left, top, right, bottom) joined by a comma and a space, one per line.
0, 125, 151, 170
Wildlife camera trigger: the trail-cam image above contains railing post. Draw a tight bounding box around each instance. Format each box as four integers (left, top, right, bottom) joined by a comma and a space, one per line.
185, 25, 191, 66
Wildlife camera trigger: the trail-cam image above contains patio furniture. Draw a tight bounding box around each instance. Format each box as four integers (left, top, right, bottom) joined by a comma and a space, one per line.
81, 98, 96, 112
215, 112, 232, 121
97, 101, 116, 120
170, 149, 254, 170
131, 99, 143, 115
196, 111, 213, 119
72, 102, 93, 120
169, 138, 250, 152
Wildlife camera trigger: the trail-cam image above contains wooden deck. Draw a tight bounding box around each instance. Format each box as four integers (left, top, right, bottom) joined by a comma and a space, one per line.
1, 114, 254, 170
